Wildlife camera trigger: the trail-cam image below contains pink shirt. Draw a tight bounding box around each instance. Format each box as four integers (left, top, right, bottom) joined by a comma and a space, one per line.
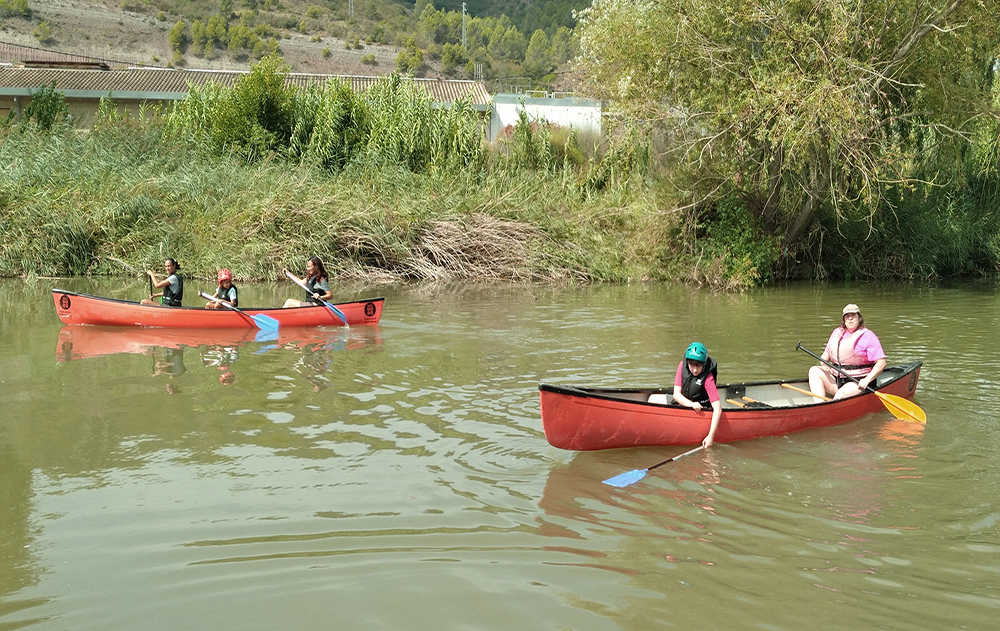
824, 327, 886, 364
674, 361, 720, 403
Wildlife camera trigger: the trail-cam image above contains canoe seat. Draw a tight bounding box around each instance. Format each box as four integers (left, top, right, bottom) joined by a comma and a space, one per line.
647, 393, 671, 405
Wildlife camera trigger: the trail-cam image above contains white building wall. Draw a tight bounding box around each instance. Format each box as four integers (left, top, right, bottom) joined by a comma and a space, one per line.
489, 95, 601, 142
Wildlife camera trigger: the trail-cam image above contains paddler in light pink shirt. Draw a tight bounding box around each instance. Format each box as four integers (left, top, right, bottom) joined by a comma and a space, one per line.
808, 303, 886, 401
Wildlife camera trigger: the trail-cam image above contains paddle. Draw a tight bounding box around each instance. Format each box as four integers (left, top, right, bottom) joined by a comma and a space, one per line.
602, 445, 705, 488
148, 273, 157, 304
199, 292, 280, 332
796, 342, 926, 423
283, 269, 348, 326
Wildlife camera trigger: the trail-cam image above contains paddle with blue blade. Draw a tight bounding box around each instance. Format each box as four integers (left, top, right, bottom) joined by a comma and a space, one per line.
602, 445, 705, 488
283, 269, 348, 326
199, 292, 280, 332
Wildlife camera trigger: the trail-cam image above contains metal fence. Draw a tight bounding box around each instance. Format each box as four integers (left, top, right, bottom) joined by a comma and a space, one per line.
0, 40, 135, 68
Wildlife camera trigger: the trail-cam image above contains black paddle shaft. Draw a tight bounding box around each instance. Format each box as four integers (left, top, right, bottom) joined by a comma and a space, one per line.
796, 342, 875, 392
648, 445, 705, 472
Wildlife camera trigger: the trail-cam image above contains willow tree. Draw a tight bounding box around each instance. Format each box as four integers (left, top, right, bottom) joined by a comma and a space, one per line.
575, 0, 1000, 248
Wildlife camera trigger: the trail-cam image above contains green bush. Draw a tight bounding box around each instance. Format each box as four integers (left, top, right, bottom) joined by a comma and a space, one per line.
698, 196, 780, 288
0, 0, 29, 18
208, 53, 296, 161
32, 20, 51, 43
21, 82, 70, 131
168, 20, 186, 52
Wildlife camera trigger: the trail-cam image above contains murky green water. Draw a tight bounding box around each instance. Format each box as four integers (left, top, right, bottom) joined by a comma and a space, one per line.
1, 278, 998, 630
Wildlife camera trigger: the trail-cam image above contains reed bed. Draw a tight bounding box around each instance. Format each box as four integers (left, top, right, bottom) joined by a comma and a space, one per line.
0, 125, 666, 283
0, 59, 671, 284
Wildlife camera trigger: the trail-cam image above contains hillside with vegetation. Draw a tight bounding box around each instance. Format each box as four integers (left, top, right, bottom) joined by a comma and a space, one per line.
0, 0, 585, 90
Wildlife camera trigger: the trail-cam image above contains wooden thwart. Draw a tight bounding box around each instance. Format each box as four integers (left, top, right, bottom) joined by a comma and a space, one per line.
781, 382, 829, 400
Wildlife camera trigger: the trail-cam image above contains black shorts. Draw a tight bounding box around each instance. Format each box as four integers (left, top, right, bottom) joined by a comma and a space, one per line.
835, 376, 857, 388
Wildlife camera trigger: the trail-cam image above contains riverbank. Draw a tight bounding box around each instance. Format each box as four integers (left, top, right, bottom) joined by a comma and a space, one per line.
3, 63, 998, 288
0, 122, 691, 285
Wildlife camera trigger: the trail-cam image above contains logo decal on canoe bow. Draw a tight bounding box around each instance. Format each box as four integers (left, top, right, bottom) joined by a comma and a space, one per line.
364, 302, 376, 317
908, 372, 916, 392
59, 295, 71, 310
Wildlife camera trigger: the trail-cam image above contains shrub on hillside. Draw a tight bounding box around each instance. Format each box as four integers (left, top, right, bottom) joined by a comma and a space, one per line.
168, 20, 186, 52
441, 43, 467, 74
0, 0, 29, 19
32, 20, 51, 43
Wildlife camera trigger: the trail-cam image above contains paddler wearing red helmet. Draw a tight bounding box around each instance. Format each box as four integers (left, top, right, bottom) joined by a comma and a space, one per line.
205, 268, 238, 309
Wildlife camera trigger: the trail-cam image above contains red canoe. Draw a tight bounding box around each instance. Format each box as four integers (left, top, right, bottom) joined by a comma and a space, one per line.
52, 289, 383, 328
539, 361, 922, 450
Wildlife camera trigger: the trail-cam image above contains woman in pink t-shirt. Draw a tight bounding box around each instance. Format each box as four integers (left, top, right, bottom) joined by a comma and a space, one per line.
808, 303, 886, 401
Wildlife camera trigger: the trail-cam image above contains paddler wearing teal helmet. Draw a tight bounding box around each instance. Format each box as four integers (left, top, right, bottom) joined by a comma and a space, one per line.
673, 342, 722, 448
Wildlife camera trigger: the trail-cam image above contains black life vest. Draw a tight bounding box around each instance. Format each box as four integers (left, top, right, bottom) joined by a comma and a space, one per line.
304, 274, 327, 305
681, 356, 718, 405
162, 273, 183, 307
216, 284, 238, 307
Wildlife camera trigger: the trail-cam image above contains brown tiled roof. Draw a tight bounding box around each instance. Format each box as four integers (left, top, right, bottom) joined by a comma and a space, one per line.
0, 65, 491, 106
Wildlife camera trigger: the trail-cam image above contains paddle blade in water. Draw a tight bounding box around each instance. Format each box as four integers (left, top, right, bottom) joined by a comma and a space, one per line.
877, 392, 927, 424
252, 313, 280, 332
602, 469, 648, 488
325, 302, 348, 326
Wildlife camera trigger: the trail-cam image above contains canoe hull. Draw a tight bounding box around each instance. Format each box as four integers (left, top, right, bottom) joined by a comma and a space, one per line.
539, 362, 922, 450
52, 289, 383, 328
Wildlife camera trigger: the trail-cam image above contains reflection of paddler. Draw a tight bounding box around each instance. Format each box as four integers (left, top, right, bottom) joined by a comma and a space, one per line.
152, 347, 186, 377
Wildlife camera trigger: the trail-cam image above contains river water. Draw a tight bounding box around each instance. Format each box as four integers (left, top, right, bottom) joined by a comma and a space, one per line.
0, 278, 997, 630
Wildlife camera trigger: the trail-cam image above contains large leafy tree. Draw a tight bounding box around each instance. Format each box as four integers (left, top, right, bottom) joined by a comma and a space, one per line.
575, 0, 1000, 247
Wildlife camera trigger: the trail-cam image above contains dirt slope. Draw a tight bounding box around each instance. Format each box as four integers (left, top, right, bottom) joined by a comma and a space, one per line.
1, 0, 404, 75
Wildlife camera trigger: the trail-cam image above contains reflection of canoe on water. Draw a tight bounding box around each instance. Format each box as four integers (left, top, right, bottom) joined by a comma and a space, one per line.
56, 324, 382, 362
539, 362, 922, 451
52, 289, 384, 328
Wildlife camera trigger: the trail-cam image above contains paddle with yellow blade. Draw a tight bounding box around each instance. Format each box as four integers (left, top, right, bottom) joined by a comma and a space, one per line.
796, 342, 926, 423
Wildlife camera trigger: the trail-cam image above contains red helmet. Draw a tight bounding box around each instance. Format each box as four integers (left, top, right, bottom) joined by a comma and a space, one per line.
217, 268, 233, 283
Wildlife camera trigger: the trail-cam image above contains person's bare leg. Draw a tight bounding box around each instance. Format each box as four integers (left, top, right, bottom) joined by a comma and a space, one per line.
808, 366, 835, 402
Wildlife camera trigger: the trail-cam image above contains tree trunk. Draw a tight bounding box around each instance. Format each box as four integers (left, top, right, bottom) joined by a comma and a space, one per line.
784, 142, 830, 247
761, 143, 784, 230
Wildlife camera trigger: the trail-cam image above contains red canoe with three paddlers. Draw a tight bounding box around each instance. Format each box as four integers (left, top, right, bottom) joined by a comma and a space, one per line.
52, 289, 384, 328
539, 361, 923, 451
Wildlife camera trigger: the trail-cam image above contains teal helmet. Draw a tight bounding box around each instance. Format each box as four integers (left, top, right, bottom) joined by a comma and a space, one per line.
685, 342, 708, 362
